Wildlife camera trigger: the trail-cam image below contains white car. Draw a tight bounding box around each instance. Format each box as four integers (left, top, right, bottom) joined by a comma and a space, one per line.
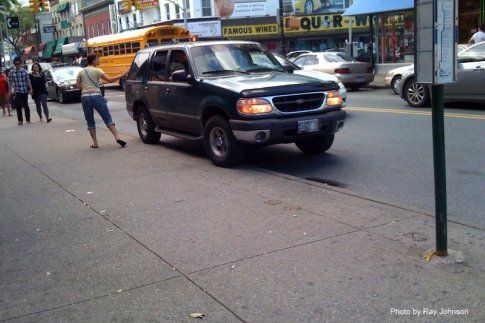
274, 54, 347, 105
384, 65, 414, 95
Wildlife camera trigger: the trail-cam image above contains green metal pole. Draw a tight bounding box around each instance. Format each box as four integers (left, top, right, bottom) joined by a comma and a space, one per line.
431, 84, 448, 257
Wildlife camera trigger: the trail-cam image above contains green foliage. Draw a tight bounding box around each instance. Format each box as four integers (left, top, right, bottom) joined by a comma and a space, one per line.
1, 3, 37, 57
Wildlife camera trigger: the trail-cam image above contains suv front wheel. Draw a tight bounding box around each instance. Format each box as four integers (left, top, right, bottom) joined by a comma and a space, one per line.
203, 116, 246, 167
137, 107, 161, 144
295, 134, 334, 155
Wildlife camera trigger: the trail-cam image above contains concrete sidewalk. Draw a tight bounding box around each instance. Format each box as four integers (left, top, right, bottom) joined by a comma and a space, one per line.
0, 116, 483, 322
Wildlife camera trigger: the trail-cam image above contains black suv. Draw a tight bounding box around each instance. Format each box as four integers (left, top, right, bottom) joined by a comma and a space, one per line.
125, 40, 346, 166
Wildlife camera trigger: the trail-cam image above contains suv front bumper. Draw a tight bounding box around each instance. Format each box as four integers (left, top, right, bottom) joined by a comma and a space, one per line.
230, 109, 346, 145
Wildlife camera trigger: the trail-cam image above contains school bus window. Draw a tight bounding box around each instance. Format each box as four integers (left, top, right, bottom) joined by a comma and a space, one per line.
103, 46, 108, 55
109, 46, 114, 55
120, 43, 126, 54
148, 39, 158, 47
114, 45, 120, 55
132, 42, 140, 52
125, 43, 132, 54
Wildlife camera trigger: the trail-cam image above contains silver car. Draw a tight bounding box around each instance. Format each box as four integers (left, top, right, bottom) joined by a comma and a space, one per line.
400, 42, 485, 107
293, 52, 374, 90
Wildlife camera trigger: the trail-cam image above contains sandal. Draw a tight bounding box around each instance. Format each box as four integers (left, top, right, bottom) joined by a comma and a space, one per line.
116, 139, 126, 147
47, 118, 52, 123
90, 145, 99, 149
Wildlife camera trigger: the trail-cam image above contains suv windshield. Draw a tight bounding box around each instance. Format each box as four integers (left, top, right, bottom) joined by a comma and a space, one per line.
190, 43, 285, 76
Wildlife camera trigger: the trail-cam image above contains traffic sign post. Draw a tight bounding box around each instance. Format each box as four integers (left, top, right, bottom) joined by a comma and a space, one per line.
415, 0, 458, 257
6, 16, 20, 29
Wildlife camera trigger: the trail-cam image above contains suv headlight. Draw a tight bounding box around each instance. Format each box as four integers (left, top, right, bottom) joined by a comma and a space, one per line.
237, 98, 273, 115
326, 91, 343, 106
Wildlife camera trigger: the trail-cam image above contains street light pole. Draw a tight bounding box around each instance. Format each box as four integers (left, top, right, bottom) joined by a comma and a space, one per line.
166, 0, 188, 29
278, 0, 286, 55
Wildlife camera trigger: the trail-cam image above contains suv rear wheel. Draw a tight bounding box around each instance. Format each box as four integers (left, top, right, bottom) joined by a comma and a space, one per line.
203, 116, 245, 167
295, 134, 334, 155
137, 107, 161, 144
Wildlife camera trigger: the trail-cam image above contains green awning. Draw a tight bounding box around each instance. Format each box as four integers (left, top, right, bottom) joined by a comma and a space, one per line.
42, 41, 56, 59
53, 37, 68, 55
55, 2, 70, 13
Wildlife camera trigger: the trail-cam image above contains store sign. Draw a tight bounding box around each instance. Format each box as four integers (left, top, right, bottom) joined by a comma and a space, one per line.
174, 20, 222, 38
118, 1, 132, 14
6, 16, 20, 29
43, 25, 56, 33
215, 0, 273, 19
222, 24, 278, 37
284, 14, 369, 33
135, 0, 159, 10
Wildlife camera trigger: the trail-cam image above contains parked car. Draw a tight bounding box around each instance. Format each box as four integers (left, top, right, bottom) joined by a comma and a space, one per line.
44, 67, 83, 103
399, 42, 485, 107
385, 65, 414, 95
125, 40, 346, 167
293, 52, 374, 90
286, 50, 312, 62
273, 54, 347, 104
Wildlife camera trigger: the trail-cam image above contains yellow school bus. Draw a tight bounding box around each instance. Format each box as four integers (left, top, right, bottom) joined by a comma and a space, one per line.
86, 25, 191, 88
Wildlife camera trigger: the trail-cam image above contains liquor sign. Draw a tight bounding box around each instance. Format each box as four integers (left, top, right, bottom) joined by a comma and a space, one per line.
222, 24, 278, 37
174, 20, 222, 38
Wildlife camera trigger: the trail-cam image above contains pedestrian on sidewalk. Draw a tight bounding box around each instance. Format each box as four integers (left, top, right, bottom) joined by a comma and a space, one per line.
468, 24, 485, 44
9, 57, 32, 125
0, 70, 12, 117
76, 53, 127, 149
29, 63, 52, 123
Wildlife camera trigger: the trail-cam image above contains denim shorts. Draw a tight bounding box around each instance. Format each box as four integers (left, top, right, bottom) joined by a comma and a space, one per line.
81, 94, 114, 130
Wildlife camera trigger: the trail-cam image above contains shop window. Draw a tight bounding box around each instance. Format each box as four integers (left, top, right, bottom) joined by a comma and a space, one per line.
165, 3, 171, 20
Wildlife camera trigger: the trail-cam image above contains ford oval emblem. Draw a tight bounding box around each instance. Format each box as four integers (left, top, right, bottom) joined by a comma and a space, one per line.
296, 99, 305, 104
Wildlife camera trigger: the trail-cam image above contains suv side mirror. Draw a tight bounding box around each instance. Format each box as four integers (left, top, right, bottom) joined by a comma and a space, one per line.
171, 70, 193, 83
46, 77, 52, 82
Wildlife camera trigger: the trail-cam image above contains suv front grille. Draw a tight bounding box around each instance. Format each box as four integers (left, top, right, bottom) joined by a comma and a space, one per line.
272, 93, 325, 113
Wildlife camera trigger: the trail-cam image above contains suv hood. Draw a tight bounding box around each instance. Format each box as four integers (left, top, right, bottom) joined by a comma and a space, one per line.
201, 73, 338, 97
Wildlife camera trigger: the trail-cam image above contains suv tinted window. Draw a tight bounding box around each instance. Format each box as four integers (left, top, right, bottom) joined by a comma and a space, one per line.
168, 50, 189, 81
127, 52, 150, 81
150, 51, 168, 81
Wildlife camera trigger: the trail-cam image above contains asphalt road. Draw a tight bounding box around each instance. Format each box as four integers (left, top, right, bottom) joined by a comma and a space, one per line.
37, 87, 485, 228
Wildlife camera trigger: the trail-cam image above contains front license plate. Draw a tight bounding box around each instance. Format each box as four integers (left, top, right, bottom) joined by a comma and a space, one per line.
298, 119, 320, 133
356, 76, 365, 83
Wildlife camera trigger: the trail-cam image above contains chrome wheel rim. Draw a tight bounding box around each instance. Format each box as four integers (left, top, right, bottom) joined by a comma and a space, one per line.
209, 127, 228, 158
305, 1, 313, 13
407, 82, 425, 105
58, 90, 63, 102
139, 112, 148, 137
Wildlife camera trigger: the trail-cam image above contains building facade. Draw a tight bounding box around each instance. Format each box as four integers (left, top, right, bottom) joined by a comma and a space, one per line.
51, 0, 85, 38
80, 0, 115, 38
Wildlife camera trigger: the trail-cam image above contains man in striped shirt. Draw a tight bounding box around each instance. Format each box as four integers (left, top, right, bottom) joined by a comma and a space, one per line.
9, 57, 32, 125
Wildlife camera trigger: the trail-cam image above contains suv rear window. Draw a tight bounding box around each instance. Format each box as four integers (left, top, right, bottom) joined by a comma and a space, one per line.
127, 52, 150, 81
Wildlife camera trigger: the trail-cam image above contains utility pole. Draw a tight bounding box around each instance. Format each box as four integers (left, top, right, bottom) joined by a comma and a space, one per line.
278, 0, 286, 55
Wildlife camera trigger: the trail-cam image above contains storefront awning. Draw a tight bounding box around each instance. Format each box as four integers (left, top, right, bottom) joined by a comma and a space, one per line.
42, 41, 56, 59
343, 0, 414, 16
53, 37, 68, 55
61, 42, 82, 55
55, 2, 70, 13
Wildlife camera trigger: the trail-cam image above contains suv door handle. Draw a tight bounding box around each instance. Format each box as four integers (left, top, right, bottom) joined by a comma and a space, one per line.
165, 88, 171, 93
144, 86, 148, 92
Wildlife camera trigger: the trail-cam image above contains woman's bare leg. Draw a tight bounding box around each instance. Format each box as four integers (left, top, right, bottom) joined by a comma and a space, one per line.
107, 124, 120, 141
88, 128, 99, 148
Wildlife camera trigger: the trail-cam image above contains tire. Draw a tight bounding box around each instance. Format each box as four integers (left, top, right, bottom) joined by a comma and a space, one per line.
137, 106, 161, 144
391, 75, 401, 95
304, 0, 314, 14
203, 116, 246, 167
404, 79, 430, 107
350, 85, 360, 91
295, 134, 334, 155
57, 88, 65, 104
